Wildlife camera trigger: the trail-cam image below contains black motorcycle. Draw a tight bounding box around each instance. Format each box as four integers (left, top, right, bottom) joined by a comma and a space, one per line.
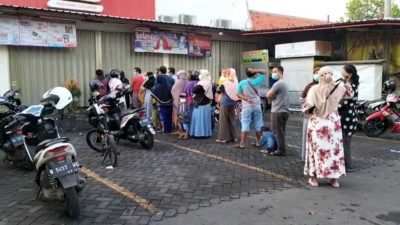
0, 88, 27, 121
86, 84, 155, 155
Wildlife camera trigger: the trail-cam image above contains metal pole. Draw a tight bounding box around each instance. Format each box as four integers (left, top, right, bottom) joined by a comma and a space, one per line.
384, 0, 392, 18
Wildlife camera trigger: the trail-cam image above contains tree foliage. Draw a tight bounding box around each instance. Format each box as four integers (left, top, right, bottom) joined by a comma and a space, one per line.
346, 0, 400, 20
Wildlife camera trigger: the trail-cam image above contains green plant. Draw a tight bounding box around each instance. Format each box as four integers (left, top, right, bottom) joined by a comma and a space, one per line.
64, 79, 81, 115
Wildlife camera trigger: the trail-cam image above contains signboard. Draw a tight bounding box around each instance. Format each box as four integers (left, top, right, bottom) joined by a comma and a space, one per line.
47, 22, 77, 47
188, 34, 212, 57
134, 27, 188, 55
0, 16, 77, 48
0, 17, 19, 45
47, 0, 104, 13
19, 19, 48, 47
242, 49, 269, 63
275, 41, 331, 59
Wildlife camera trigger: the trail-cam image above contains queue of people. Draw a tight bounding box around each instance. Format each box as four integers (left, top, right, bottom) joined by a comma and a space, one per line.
92, 63, 360, 189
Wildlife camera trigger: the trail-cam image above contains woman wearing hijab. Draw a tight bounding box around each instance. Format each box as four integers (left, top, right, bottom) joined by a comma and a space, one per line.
338, 64, 359, 172
302, 66, 354, 188
153, 66, 175, 133
190, 69, 213, 138
171, 70, 188, 135
300, 67, 320, 161
142, 72, 156, 125
216, 68, 238, 143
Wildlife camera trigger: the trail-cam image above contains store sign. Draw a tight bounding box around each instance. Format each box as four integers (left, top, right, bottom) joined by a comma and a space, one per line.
47, 0, 104, 13
0, 16, 77, 48
242, 49, 269, 63
134, 27, 188, 55
188, 34, 212, 57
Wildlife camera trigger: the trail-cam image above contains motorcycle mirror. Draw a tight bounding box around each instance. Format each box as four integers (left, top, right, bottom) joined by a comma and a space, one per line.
11, 81, 17, 87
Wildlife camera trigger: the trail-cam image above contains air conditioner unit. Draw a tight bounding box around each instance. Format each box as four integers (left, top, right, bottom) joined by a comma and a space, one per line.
178, 14, 196, 25
158, 15, 176, 23
215, 19, 232, 28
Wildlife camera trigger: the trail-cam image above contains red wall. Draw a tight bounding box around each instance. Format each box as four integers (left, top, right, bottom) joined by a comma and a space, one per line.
0, 0, 155, 20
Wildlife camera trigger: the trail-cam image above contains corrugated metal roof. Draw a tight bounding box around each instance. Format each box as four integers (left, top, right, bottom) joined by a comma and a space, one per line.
0, 4, 242, 32
244, 19, 400, 35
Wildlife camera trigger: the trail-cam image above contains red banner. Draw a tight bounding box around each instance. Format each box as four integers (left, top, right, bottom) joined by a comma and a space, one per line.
188, 34, 212, 57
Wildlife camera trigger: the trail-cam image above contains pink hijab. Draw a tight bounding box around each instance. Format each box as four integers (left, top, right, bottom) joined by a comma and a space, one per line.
171, 70, 188, 109
222, 68, 239, 101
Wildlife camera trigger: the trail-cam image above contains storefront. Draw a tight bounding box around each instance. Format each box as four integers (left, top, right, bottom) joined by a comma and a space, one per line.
0, 3, 261, 106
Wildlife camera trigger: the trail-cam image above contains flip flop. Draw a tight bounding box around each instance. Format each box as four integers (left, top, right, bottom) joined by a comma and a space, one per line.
216, 139, 227, 144
234, 144, 245, 149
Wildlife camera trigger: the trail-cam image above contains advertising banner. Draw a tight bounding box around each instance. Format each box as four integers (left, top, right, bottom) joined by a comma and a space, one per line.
188, 34, 212, 57
0, 17, 19, 45
134, 27, 188, 55
0, 16, 77, 48
242, 49, 269, 63
47, 22, 77, 47
19, 19, 48, 47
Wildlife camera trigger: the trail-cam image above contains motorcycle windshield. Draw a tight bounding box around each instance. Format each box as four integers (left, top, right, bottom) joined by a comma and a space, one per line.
21, 105, 44, 118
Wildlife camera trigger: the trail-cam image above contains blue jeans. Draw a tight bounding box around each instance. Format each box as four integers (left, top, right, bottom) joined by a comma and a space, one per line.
241, 105, 263, 132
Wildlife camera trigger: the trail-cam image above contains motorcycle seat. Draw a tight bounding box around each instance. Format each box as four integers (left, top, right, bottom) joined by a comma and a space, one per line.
120, 108, 144, 118
36, 137, 70, 153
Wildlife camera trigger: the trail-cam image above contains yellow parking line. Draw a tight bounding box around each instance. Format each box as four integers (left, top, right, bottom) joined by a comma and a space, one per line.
81, 167, 159, 214
155, 140, 298, 185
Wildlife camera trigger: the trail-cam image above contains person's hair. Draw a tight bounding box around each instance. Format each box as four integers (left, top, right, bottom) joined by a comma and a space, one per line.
343, 64, 360, 85
95, 69, 104, 77
134, 67, 141, 73
190, 73, 199, 81
120, 70, 125, 79
168, 67, 176, 74
246, 69, 256, 78
274, 66, 284, 73
146, 71, 154, 77
261, 126, 271, 132
159, 66, 167, 74
313, 67, 321, 74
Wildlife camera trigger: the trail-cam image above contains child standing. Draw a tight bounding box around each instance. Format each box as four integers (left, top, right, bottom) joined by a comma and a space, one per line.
177, 93, 191, 140
259, 126, 278, 154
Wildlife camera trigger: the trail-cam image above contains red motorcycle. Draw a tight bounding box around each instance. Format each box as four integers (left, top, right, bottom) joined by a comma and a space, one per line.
363, 93, 400, 137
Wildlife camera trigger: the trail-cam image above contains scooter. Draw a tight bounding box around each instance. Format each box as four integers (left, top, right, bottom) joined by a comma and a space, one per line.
363, 93, 400, 137
5, 87, 86, 218
355, 98, 386, 130
86, 84, 155, 154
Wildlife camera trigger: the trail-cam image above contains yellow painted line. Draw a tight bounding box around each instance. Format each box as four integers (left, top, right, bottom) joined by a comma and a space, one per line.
81, 167, 159, 214
155, 140, 298, 185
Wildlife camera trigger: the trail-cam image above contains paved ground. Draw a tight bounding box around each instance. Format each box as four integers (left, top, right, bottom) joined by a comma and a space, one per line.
0, 113, 399, 225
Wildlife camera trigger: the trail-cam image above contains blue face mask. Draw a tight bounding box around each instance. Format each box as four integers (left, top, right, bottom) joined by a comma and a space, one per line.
313, 74, 320, 82
271, 73, 279, 80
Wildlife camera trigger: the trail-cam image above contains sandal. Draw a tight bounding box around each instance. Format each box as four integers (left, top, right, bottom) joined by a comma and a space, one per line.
234, 144, 245, 149
330, 179, 340, 188
216, 139, 227, 143
308, 178, 319, 187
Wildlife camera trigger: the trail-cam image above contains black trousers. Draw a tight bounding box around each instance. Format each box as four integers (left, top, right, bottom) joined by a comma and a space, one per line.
271, 112, 289, 154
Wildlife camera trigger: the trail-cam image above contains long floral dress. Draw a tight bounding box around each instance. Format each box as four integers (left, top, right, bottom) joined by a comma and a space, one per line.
304, 111, 346, 179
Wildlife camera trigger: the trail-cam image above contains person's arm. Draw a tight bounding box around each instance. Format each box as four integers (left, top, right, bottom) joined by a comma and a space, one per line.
236, 82, 255, 104
266, 82, 278, 100
342, 83, 355, 100
258, 134, 268, 146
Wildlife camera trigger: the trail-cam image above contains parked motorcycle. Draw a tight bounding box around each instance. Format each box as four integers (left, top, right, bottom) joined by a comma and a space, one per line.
363, 79, 400, 137
355, 98, 386, 130
86, 84, 155, 155
5, 87, 86, 218
0, 88, 27, 121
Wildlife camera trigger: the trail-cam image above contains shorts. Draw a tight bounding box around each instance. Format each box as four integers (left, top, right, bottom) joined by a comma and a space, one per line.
241, 105, 263, 132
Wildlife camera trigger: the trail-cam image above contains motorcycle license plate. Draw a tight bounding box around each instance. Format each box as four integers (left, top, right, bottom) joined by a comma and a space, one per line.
10, 135, 24, 146
47, 161, 79, 178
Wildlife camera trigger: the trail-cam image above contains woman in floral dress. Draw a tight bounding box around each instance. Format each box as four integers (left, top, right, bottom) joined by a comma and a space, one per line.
302, 67, 354, 188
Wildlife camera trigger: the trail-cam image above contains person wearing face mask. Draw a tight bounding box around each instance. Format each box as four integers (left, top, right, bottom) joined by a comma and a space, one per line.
300, 67, 320, 161
338, 64, 359, 172
266, 66, 289, 156
131, 67, 145, 109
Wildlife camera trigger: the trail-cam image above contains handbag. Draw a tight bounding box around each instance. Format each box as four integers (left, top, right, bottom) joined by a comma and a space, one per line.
308, 82, 341, 114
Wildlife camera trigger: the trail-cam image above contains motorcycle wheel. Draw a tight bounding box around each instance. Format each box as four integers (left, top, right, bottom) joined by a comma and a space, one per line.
140, 130, 154, 150
86, 129, 104, 153
104, 134, 118, 167
64, 187, 80, 218
362, 119, 388, 137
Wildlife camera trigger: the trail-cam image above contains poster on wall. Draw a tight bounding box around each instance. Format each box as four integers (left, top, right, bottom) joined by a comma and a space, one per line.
18, 19, 48, 47
47, 22, 77, 47
134, 27, 188, 55
0, 17, 19, 45
242, 49, 269, 63
188, 34, 212, 57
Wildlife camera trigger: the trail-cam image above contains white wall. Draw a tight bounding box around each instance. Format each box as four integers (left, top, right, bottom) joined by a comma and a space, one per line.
0, 46, 10, 95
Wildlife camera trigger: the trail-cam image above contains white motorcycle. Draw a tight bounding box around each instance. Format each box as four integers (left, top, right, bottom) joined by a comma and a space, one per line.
5, 87, 86, 218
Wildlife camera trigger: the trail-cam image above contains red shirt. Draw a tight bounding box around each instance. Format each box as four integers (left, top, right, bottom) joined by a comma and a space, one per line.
131, 74, 145, 94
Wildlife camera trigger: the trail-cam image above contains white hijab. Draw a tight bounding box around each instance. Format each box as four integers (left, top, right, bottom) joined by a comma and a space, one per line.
198, 69, 213, 99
